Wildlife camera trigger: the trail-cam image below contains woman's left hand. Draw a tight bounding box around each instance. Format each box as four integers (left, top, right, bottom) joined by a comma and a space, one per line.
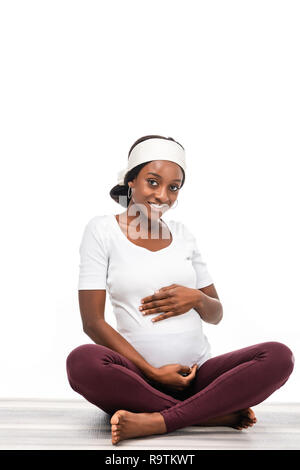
139, 284, 200, 322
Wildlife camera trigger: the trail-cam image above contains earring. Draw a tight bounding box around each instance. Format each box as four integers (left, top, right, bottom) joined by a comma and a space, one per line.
127, 186, 132, 199
170, 200, 178, 209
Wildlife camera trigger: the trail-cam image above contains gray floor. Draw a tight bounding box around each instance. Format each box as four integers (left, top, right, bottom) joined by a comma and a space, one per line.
0, 399, 299, 450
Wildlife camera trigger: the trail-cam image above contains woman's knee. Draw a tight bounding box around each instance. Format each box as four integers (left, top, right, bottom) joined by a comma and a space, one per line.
263, 341, 295, 378
66, 343, 111, 382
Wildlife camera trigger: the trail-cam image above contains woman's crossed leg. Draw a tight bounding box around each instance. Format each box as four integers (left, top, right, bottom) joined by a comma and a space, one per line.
66, 341, 294, 445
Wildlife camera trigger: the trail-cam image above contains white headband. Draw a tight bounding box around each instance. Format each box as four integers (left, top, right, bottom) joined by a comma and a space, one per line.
117, 138, 186, 185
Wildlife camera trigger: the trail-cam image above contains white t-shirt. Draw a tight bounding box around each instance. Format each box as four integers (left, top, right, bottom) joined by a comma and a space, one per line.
78, 214, 214, 369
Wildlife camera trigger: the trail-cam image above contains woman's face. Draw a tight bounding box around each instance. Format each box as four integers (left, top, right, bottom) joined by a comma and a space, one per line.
127, 160, 183, 221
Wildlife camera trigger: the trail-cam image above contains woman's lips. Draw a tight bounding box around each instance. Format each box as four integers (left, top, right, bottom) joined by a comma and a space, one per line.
147, 202, 168, 211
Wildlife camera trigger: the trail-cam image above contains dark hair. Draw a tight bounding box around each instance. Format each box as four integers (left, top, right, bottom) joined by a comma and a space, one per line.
109, 134, 185, 208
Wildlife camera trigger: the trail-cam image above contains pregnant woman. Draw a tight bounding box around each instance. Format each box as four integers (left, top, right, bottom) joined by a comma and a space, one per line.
66, 135, 295, 445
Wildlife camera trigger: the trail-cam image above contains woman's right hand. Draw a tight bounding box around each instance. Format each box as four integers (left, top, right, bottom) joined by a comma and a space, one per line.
149, 363, 198, 392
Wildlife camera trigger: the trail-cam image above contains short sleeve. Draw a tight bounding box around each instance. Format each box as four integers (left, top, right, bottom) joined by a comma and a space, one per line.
182, 223, 214, 289
78, 217, 108, 290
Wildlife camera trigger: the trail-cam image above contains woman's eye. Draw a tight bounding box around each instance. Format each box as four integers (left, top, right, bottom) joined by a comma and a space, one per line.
147, 179, 158, 186
147, 179, 180, 192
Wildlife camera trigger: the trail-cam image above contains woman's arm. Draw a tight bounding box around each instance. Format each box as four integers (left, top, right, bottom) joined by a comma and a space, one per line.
193, 284, 223, 325
79, 290, 158, 380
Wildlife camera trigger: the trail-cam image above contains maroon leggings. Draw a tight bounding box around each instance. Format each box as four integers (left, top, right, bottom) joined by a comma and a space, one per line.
66, 341, 294, 434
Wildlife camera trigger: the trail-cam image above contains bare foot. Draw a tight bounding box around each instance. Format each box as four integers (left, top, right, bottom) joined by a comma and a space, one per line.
194, 407, 257, 430
110, 410, 167, 445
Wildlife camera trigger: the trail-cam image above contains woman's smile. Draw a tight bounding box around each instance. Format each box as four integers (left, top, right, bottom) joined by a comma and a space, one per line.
147, 201, 169, 212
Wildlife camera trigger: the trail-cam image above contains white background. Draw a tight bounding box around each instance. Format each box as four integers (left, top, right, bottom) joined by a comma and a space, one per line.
0, 0, 299, 402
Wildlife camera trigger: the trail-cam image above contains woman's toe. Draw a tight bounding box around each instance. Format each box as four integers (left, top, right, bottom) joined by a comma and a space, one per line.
240, 419, 250, 428
112, 433, 121, 443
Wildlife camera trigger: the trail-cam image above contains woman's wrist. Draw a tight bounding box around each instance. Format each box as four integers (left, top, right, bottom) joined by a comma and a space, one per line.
192, 288, 204, 310
193, 288, 223, 325
144, 365, 160, 380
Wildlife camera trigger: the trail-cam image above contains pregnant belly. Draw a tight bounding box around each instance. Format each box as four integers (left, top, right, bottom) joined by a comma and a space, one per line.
123, 328, 211, 369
